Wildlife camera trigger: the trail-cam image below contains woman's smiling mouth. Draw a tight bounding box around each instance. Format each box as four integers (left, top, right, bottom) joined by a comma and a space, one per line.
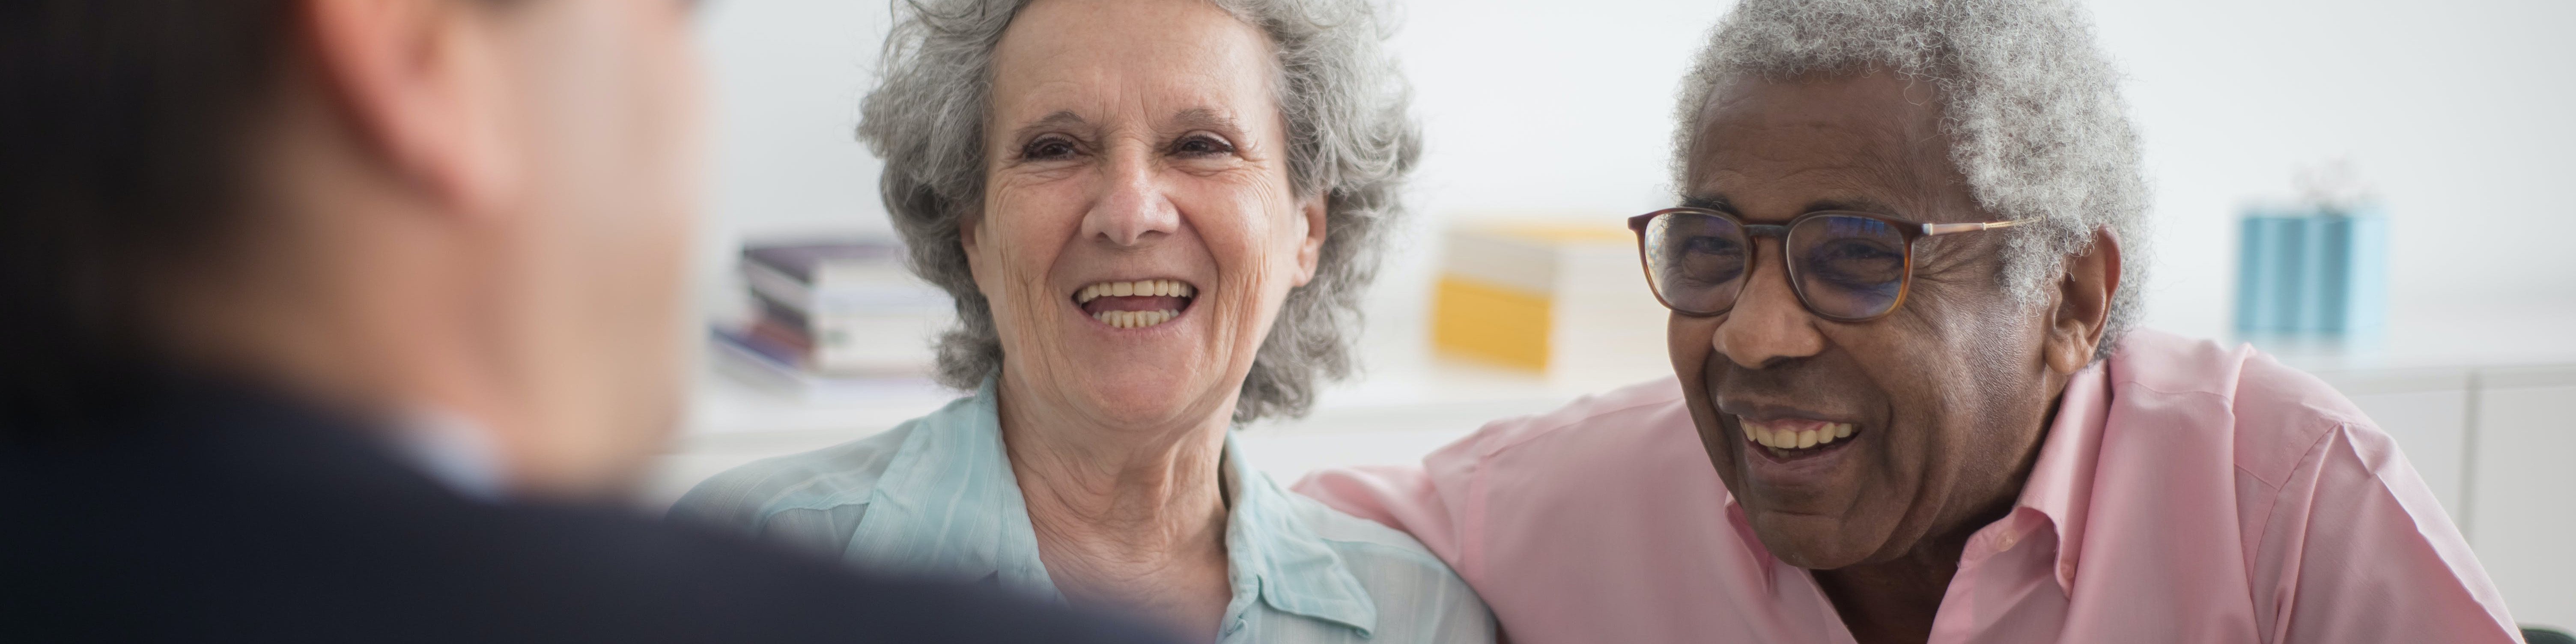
1074, 279, 1197, 329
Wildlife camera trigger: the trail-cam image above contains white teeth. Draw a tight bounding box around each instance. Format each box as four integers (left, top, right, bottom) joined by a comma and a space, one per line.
1077, 280, 1194, 329
1742, 420, 1855, 451
1075, 280, 1197, 304
1091, 308, 1180, 329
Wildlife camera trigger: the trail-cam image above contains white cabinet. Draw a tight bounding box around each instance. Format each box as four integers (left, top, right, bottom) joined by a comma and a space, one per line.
2466, 366, 2576, 631
2315, 364, 2575, 629
2314, 368, 2472, 523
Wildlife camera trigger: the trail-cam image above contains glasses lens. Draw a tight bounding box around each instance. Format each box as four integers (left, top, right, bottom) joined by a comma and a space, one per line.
1788, 215, 1909, 319
1643, 212, 1748, 314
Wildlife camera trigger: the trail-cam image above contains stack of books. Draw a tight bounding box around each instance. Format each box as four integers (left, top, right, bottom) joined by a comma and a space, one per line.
1430, 220, 1672, 387
712, 238, 954, 396
2234, 203, 2388, 336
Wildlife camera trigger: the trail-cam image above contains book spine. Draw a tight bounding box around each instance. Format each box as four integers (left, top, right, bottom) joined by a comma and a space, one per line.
742, 261, 815, 315
751, 289, 812, 334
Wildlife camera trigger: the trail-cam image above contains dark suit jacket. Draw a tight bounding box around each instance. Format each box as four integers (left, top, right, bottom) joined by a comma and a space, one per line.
0, 377, 1175, 643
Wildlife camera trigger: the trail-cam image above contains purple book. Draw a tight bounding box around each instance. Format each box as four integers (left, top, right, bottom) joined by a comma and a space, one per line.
740, 239, 903, 284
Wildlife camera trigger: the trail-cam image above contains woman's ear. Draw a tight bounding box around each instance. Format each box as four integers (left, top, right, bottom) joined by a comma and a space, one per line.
1290, 195, 1327, 287
958, 212, 990, 287
2043, 227, 2122, 375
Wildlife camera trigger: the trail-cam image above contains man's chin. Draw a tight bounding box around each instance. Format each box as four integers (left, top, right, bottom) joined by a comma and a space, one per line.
1748, 515, 1879, 569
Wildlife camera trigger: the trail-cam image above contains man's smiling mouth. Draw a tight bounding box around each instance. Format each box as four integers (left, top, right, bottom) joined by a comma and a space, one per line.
1739, 417, 1858, 461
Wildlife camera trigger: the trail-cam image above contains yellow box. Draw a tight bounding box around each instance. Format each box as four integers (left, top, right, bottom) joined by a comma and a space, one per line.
1431, 221, 1670, 384
1432, 275, 1552, 370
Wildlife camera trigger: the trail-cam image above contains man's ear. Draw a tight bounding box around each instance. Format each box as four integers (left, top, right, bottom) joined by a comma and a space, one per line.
300, 0, 518, 218
2043, 227, 2121, 375
1290, 194, 1327, 287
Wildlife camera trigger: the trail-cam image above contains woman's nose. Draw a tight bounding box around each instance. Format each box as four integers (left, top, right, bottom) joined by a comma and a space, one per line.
1079, 151, 1180, 247
1711, 244, 1825, 369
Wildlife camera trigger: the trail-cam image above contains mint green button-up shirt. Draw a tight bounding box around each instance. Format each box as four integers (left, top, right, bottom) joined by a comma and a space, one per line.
671, 380, 1493, 643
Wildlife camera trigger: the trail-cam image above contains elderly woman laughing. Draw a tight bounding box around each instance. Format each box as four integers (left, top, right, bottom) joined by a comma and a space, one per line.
672, 0, 1490, 641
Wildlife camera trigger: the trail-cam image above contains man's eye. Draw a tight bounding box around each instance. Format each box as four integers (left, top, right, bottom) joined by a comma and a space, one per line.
1172, 134, 1234, 157
1684, 236, 1742, 256
1022, 137, 1077, 161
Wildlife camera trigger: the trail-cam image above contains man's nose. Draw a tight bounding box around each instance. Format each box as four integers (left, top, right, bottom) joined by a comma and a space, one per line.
1079, 150, 1179, 247
1711, 242, 1825, 368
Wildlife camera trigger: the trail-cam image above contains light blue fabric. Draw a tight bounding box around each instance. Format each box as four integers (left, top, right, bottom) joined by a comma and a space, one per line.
671, 379, 1493, 643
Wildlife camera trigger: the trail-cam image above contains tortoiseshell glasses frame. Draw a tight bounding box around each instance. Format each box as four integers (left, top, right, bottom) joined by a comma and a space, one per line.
1625, 207, 2027, 322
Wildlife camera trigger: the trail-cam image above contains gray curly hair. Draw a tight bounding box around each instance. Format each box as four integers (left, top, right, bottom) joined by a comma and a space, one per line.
1678, 0, 2149, 361
858, 0, 1419, 422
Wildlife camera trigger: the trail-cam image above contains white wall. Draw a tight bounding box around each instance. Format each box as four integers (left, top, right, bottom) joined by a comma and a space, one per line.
2087, 0, 2576, 339
692, 0, 895, 311
692, 0, 2576, 345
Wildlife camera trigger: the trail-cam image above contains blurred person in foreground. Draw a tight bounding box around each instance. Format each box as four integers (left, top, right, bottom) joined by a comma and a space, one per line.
1295, 0, 2522, 642
0, 1, 1177, 642
669, 0, 1491, 641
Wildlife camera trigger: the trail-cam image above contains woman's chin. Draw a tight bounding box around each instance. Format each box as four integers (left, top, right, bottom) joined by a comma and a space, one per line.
1067, 377, 1232, 430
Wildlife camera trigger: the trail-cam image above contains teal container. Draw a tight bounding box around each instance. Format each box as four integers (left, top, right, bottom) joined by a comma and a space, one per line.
2235, 203, 2385, 335
2236, 209, 2299, 333
2321, 204, 2388, 335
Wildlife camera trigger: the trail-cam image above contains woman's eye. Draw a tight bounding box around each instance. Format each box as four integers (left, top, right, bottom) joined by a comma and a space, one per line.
1022, 137, 1077, 161
1172, 134, 1234, 158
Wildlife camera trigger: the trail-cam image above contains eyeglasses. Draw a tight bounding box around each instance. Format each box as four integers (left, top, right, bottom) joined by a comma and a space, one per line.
1625, 208, 2027, 322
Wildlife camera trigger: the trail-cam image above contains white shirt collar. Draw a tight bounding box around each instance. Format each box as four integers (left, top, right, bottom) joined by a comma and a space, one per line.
388, 406, 510, 502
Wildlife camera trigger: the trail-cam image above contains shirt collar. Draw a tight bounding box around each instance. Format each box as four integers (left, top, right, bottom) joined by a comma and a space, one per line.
1218, 432, 1379, 635
844, 378, 1059, 597
2013, 359, 2114, 592
849, 379, 1378, 634
1718, 362, 2114, 593
387, 405, 509, 502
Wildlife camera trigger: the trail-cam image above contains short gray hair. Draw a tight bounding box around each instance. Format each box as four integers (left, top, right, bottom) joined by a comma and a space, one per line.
859, 0, 1419, 421
1677, 0, 2149, 361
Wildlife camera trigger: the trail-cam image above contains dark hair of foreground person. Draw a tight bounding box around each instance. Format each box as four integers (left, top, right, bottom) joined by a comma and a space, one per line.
0, 3, 1179, 642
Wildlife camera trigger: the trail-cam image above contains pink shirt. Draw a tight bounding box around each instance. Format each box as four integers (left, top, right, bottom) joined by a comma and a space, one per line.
1296, 330, 2522, 644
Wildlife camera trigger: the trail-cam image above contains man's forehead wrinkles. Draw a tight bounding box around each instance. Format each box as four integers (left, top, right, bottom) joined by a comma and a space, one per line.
1690, 167, 1911, 214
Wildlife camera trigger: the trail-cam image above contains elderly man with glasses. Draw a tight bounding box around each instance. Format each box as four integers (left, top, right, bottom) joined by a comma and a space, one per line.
1296, 0, 2522, 642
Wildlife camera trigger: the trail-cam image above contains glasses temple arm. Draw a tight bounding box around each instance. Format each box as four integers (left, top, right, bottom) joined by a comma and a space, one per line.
1920, 219, 2030, 236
